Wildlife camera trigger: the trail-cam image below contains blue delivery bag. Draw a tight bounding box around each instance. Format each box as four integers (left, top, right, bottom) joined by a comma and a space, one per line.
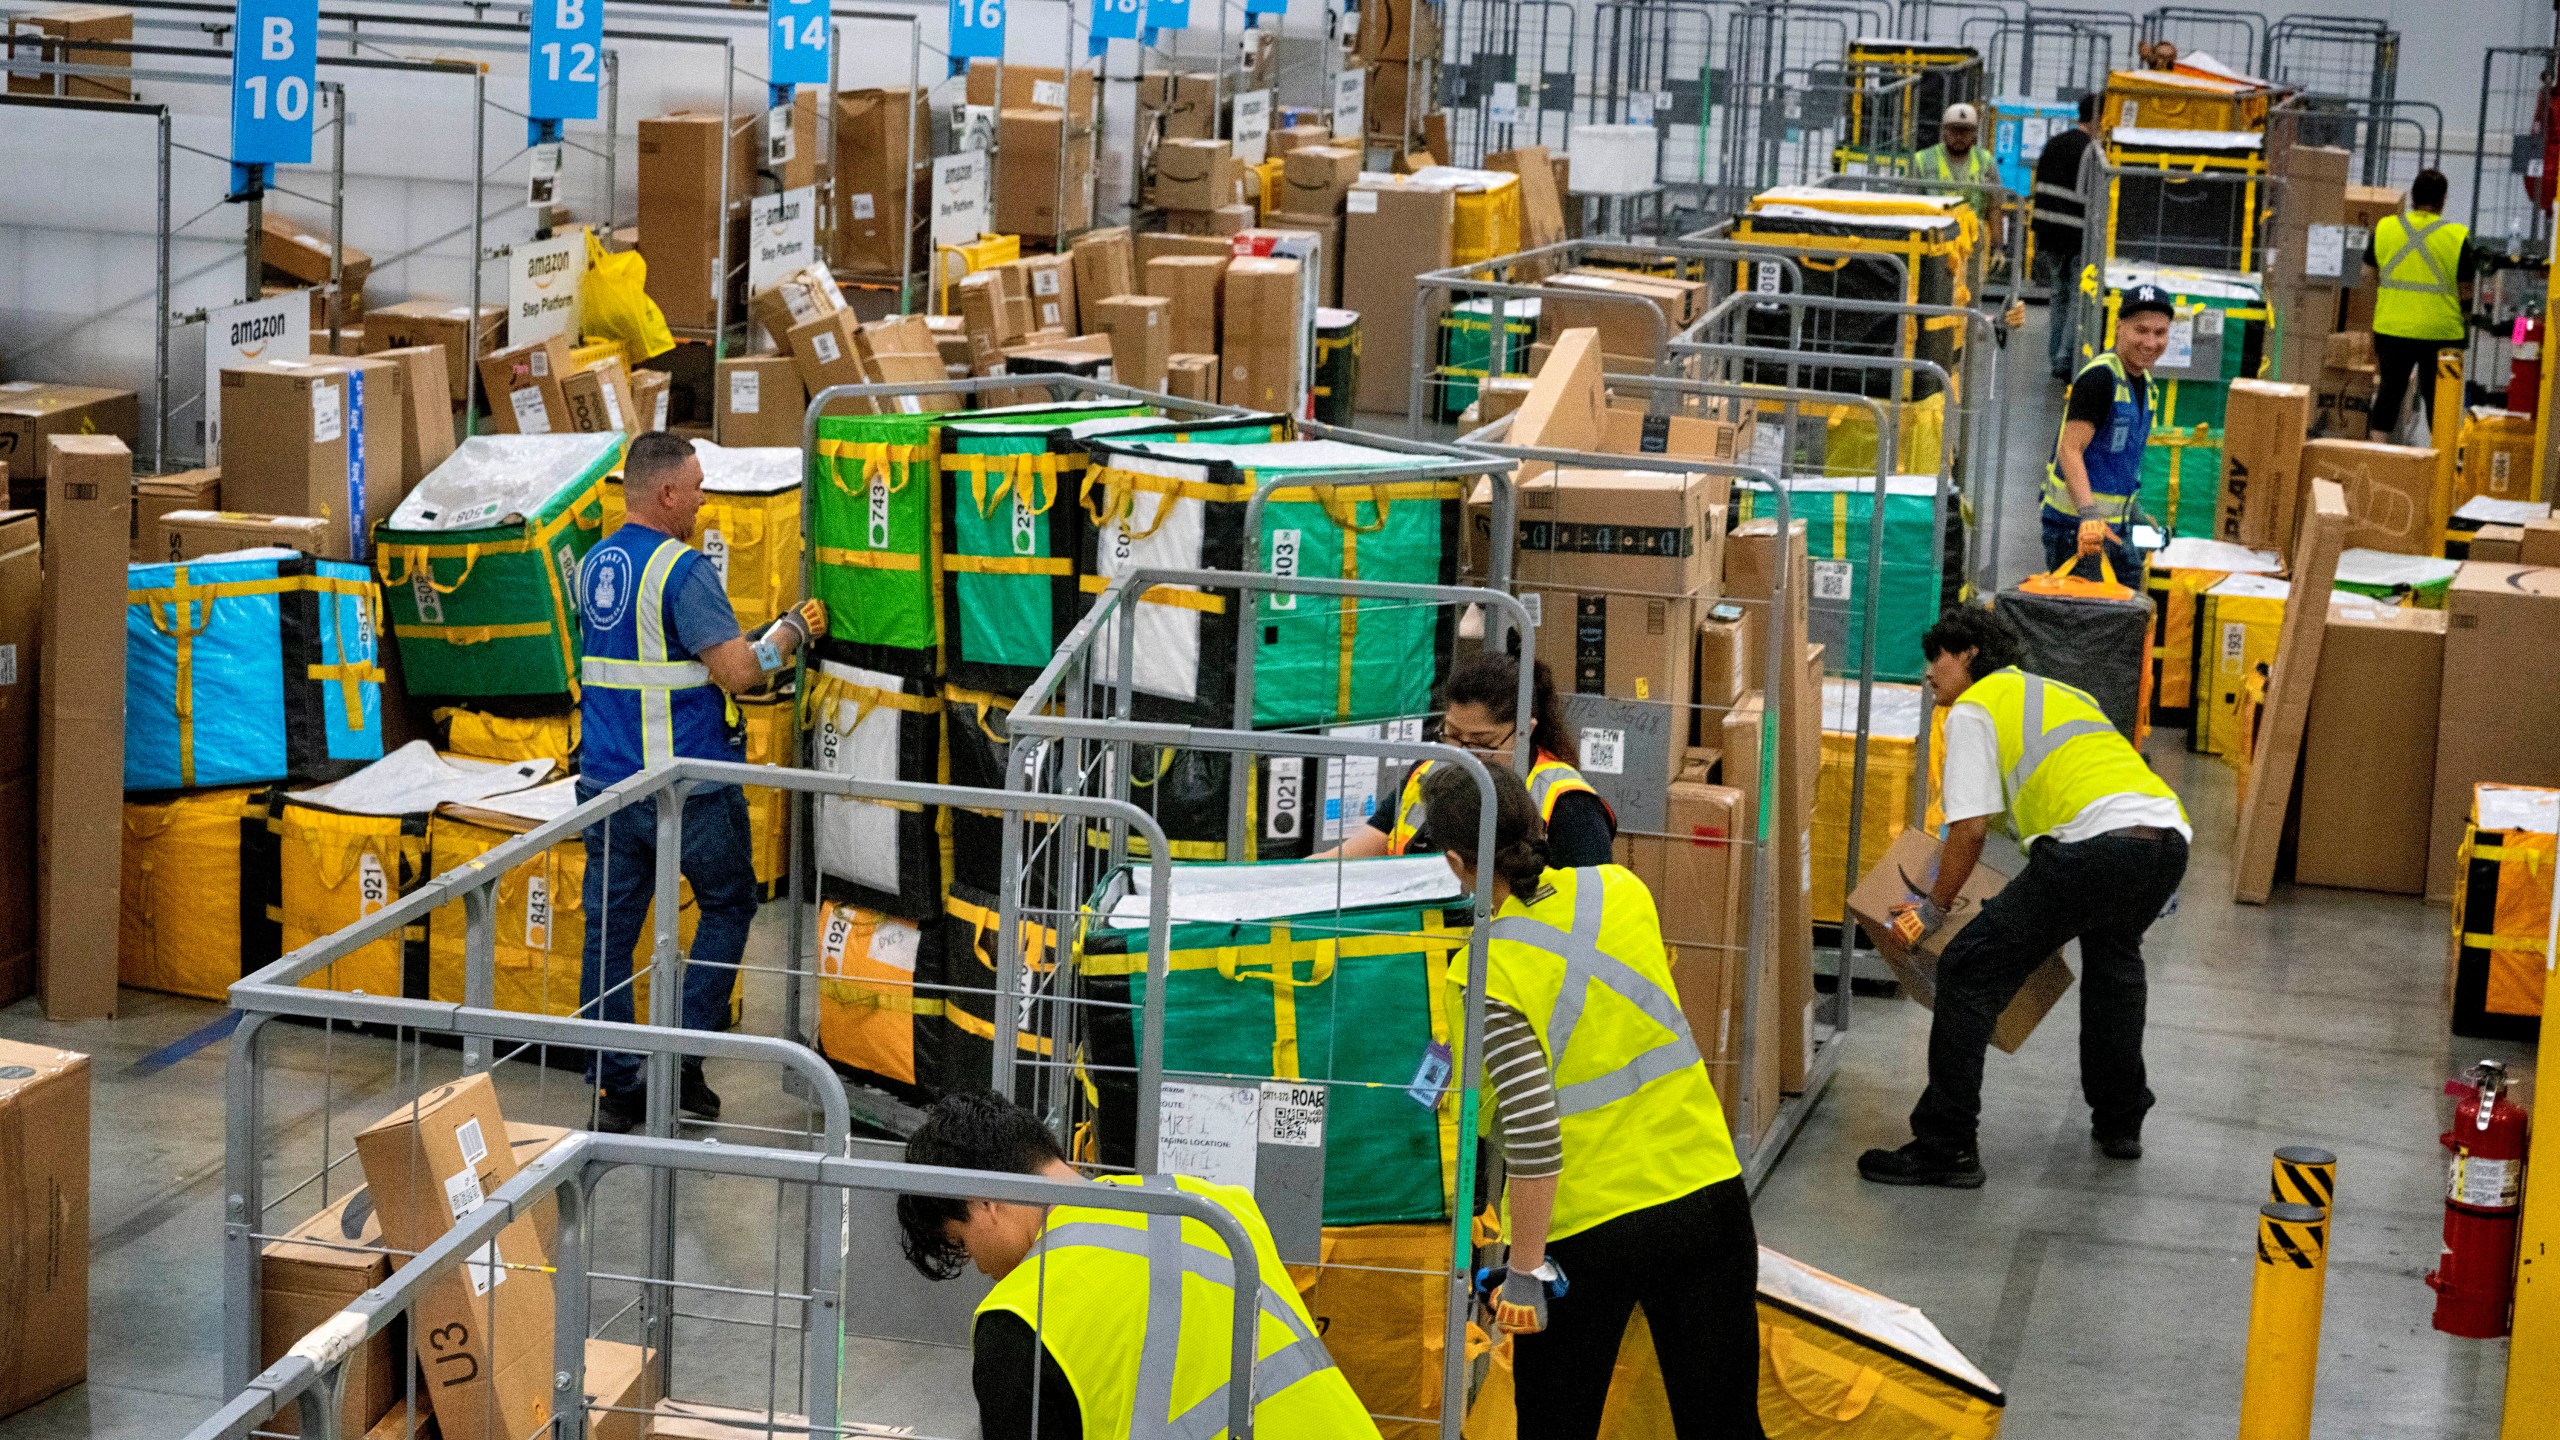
126, 549, 385, 791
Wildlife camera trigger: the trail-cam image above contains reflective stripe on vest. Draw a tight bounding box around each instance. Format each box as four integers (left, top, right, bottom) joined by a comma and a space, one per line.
2042, 351, 2152, 522
2372, 212, 2468, 341
1467, 866, 1741, 1240
976, 1175, 1375, 1440
1960, 668, 2185, 843
1386, 754, 1601, 856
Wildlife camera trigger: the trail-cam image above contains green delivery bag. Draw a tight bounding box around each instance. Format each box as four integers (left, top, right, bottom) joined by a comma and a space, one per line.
1736, 475, 1946, 683
374, 433, 618, 701
1076, 855, 1471, 1225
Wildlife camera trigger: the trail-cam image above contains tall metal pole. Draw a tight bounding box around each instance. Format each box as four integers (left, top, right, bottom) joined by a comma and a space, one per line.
154, 106, 171, 470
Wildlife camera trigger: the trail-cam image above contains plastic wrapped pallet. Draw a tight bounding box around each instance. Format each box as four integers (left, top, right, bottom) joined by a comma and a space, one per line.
374, 434, 619, 701
2450, 784, 2556, 1041
1734, 189, 1974, 401
601, 440, 805, 629
1077, 856, 1469, 1225
422, 778, 708, 1020
806, 655, 941, 919
1734, 476, 1944, 683
433, 705, 580, 766
1996, 574, 2154, 746
125, 550, 385, 790
1077, 437, 1466, 728
815, 898, 941, 1102
120, 786, 281, 1000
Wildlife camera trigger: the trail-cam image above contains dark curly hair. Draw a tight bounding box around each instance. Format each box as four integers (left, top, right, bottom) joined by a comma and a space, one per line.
1921, 605, 2022, 682
1420, 762, 1551, 904
895, 1090, 1068, 1280
1443, 650, 1575, 758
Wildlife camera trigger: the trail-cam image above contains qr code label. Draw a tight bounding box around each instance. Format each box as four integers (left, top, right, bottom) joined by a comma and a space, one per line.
1259, 1083, 1326, 1147
1813, 560, 1853, 601
1579, 728, 1624, 776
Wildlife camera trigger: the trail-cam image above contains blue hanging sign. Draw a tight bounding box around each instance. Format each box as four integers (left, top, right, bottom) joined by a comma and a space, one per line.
1244, 0, 1285, 16
1092, 0, 1142, 43
230, 0, 319, 166
949, 0, 1005, 60
769, 0, 829, 86
1145, 0, 1187, 29
529, 0, 604, 121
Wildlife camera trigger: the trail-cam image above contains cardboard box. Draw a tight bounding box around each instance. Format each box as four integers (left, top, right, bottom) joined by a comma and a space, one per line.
1144, 255, 1229, 356
993, 108, 1093, 239
476, 335, 575, 435
1720, 668, 1817, 1097
2268, 145, 2349, 290
1014, 254, 1080, 335
374, 346, 456, 479
715, 357, 804, 447
0, 510, 36, 778
1096, 295, 1172, 392
831, 88, 930, 277
2468, 524, 2524, 563
36, 436, 125, 1020
353, 1075, 555, 1440
1135, 232, 1238, 267
856, 316, 959, 407
1596, 398, 1753, 465
645, 1400, 814, 1439
312, 354, 411, 521
0, 771, 30, 1006
2521, 518, 2560, 567
1069, 228, 1137, 331
1163, 203, 1256, 237
746, 263, 847, 352
2303, 437, 2436, 555
2234, 480, 2350, 904
638, 111, 756, 329
2296, 597, 2445, 894
560, 357, 640, 434
1529, 588, 1698, 709
1256, 212, 1342, 307
1613, 779, 1752, 1140
2430, 562, 2560, 897
129, 468, 219, 561
1847, 829, 2075, 1054
367, 303, 505, 403
629, 369, 671, 431
1489, 145, 1568, 260
1150, 138, 1238, 212
1698, 601, 1748, 715
1279, 145, 1362, 214
7, 4, 131, 100
1725, 517, 1810, 689
1342, 181, 1456, 413
965, 60, 1097, 122
1272, 124, 1330, 156
0, 1040, 86, 1415
1220, 256, 1305, 414
0, 383, 137, 487
152, 509, 333, 562
260, 1185, 402, 1437
1137, 70, 1220, 141
582, 1338, 656, 1440
786, 309, 868, 397
1167, 353, 1219, 402
2217, 379, 2310, 552
217, 364, 375, 559
1541, 269, 1704, 360
260, 209, 372, 295
1356, 0, 1440, 61
1481, 467, 1725, 599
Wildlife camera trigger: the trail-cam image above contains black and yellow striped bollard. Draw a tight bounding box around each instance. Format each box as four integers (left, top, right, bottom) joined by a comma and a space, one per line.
2238, 1201, 2330, 1440
2270, 1146, 2337, 1218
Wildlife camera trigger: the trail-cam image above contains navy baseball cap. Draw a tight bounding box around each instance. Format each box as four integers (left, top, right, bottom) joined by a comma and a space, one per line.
2119, 284, 2175, 322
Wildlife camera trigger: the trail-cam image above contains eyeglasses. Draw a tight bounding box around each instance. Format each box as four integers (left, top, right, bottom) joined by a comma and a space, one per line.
1433, 720, 1517, 753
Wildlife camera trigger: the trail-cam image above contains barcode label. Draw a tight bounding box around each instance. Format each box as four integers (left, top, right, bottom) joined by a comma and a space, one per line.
1812, 560, 1853, 601
1579, 727, 1625, 775
454, 1116, 489, 1166
1260, 1082, 1326, 1147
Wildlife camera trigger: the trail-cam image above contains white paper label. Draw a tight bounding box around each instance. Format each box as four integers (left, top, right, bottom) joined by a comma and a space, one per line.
2491, 451, 2512, 491
1579, 727, 1625, 775
443, 1167, 484, 1220
872, 920, 920, 973
2120, 100, 2138, 127
1345, 189, 1378, 214
1756, 261, 1782, 294
811, 329, 843, 366
1038, 301, 1061, 328
1489, 81, 1521, 126
454, 1115, 489, 1166
849, 192, 877, 221
1265, 756, 1305, 842
510, 386, 553, 434
1267, 527, 1301, 610
2219, 621, 2247, 674
1812, 559, 1853, 601
597, 376, 624, 431
868, 471, 892, 548
704, 527, 730, 579
1032, 266, 1061, 297
1031, 78, 1067, 108
1259, 1082, 1326, 1147
729, 369, 762, 415
2198, 307, 2226, 336
524, 873, 552, 949
1748, 421, 1787, 471
1158, 1081, 1261, 1188
1011, 492, 1037, 555
820, 906, 855, 972
357, 852, 391, 914
2453, 1154, 2521, 1209
311, 382, 342, 443
2304, 223, 2346, 280
2160, 317, 2195, 370
652, 388, 670, 428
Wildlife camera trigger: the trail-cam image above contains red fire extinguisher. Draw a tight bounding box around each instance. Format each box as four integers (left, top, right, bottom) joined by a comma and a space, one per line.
2508, 312, 2542, 416
2428, 1059, 2529, 1338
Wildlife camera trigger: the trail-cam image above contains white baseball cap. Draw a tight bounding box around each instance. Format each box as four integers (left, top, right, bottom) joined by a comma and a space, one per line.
1942, 103, 1979, 127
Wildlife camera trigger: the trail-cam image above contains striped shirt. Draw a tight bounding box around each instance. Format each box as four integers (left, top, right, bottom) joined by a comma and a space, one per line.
1485, 1000, 1564, 1180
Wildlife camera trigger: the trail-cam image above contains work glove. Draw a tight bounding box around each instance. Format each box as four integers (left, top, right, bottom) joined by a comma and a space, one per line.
2004, 299, 2027, 331
2075, 505, 2119, 558
770, 597, 828, 647
1891, 897, 1949, 947
1477, 1261, 1567, 1335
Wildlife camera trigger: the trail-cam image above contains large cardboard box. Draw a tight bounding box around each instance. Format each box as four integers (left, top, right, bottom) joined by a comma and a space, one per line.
1069, 228, 1137, 331
1162, 203, 1255, 238
129, 468, 220, 562
367, 302, 505, 403
1342, 181, 1456, 414
2296, 598, 2444, 894
993, 108, 1093, 239
0, 771, 31, 1009
746, 263, 848, 354
637, 111, 756, 329
0, 1039, 87, 1417
2520, 517, 2560, 568
2430, 562, 2560, 898
1136, 70, 1219, 141
583, 1338, 656, 1440
1149, 138, 1239, 212
476, 335, 576, 436
2267, 145, 2349, 291
0, 510, 36, 776
2303, 437, 2437, 555
152, 509, 332, 562
1355, 0, 1440, 61
261, 209, 372, 296
1013, 254, 1080, 335
786, 310, 869, 397
2218, 379, 2311, 552
1697, 601, 1747, 715
1095, 295, 1172, 391
1476, 467, 1725, 599
965, 61, 1098, 121
1540, 270, 1705, 361
559, 358, 640, 434
0, 383, 137, 488
715, 357, 804, 447
1613, 776, 1753, 1141
2469, 524, 2524, 563
1220, 256, 1305, 414
646, 1400, 815, 1438
856, 316, 958, 405
37, 437, 125, 1020
1278, 145, 1362, 214
311, 354, 412, 521
1847, 830, 2075, 1053
216, 363, 382, 560
353, 1076, 555, 1440
1256, 211, 1342, 307
1144, 255, 1228, 356
1725, 518, 1810, 690
832, 88, 930, 277
1167, 353, 1218, 402
7, 4, 131, 100
261, 1185, 403, 1436
373, 347, 456, 480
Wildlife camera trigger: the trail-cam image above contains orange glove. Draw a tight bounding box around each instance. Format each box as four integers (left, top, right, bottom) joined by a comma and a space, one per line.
2077, 518, 2119, 557
1891, 897, 1948, 946
2004, 300, 2027, 330
792, 597, 827, 637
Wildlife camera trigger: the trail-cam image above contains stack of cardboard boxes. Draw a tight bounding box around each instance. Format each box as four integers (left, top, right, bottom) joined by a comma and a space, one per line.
0, 381, 136, 509
972, 63, 1097, 241
2265, 132, 2404, 438
1358, 0, 1439, 149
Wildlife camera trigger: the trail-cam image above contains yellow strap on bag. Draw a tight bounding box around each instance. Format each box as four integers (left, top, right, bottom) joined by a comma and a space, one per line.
1763, 1323, 1886, 1422
579, 228, 677, 366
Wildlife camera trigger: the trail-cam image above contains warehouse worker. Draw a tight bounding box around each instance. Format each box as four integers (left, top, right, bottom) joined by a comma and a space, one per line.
1315, 651, 1618, 868
2042, 282, 2173, 581
2365, 167, 2475, 439
1858, 607, 2188, 1188
577, 430, 825, 1134
2031, 93, 2100, 382
1419, 764, 1763, 1439
1915, 102, 1999, 203
896, 1090, 1384, 1440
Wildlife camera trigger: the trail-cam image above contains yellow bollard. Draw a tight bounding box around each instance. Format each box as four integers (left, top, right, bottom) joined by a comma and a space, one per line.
2237, 1201, 2329, 1440
2269, 1146, 2337, 1218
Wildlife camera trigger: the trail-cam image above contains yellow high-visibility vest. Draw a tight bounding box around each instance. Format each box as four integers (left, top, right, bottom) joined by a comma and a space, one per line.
2371, 211, 2469, 342
1955, 668, 2186, 844
975, 1173, 1383, 1440
1455, 865, 1740, 1242
1386, 752, 1599, 855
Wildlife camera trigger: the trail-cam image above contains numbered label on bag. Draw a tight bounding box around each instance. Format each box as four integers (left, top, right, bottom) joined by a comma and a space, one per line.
1012, 492, 1038, 556
821, 907, 855, 974
524, 875, 552, 950
704, 528, 730, 580
1265, 757, 1304, 841
1267, 527, 1300, 610
358, 852, 390, 914
868, 471, 892, 548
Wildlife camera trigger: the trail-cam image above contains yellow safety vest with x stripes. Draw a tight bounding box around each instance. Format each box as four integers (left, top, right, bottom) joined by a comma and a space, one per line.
1386, 752, 1601, 855
1956, 668, 2184, 845
2371, 210, 2469, 342
1459, 865, 1740, 1242
977, 1173, 1381, 1440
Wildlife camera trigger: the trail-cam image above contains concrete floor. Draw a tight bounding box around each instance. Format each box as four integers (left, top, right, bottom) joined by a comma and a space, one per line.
0, 303, 2529, 1438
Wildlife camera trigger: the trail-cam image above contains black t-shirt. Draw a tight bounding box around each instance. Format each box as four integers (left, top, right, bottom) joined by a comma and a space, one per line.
1366, 763, 1619, 868
2065, 362, 2122, 430
2030, 126, 2093, 254
973, 1312, 1083, 1440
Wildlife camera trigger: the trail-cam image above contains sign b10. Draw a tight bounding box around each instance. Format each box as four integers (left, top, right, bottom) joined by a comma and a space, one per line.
230, 0, 319, 166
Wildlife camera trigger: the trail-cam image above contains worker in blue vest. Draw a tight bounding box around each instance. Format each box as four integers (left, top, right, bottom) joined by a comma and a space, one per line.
2041, 283, 2174, 581
2364, 168, 2475, 439
578, 430, 825, 1134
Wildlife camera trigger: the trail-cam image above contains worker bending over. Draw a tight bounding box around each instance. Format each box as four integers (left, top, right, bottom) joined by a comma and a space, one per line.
1319, 651, 1617, 868
2043, 283, 2173, 581
1859, 607, 2188, 1188
1422, 764, 1763, 1438
897, 1090, 1382, 1440
2364, 167, 2474, 440
576, 431, 823, 1133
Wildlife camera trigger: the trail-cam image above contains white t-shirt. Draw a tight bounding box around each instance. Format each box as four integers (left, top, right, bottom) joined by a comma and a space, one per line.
1941, 702, 2191, 843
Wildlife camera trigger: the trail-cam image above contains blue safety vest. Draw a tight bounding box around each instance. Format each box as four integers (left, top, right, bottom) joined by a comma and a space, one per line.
577, 524, 739, 787
2041, 351, 2153, 523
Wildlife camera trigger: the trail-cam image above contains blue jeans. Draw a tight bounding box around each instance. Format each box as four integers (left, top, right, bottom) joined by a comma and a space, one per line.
2035, 245, 2081, 380
2039, 506, 2143, 584
578, 780, 759, 1094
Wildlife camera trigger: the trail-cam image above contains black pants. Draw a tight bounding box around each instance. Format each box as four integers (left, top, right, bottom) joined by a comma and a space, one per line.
1516, 1176, 1766, 1440
2371, 333, 2463, 438
1909, 830, 2190, 1153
